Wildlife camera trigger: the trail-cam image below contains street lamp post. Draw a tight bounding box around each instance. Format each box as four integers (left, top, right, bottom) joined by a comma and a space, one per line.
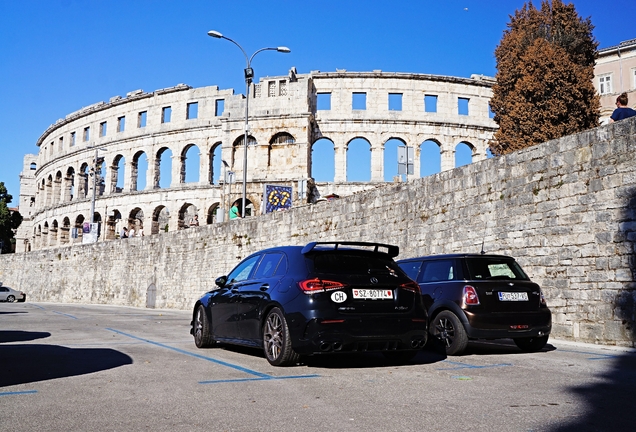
208, 30, 290, 218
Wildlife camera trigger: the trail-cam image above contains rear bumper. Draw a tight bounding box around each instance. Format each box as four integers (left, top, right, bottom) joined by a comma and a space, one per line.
291, 317, 428, 355
462, 308, 551, 340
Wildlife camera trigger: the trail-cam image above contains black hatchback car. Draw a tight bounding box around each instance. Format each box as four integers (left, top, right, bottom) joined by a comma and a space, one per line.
191, 242, 428, 366
397, 254, 551, 355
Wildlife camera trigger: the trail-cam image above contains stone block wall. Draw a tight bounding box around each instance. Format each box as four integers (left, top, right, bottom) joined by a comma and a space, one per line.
1, 118, 635, 346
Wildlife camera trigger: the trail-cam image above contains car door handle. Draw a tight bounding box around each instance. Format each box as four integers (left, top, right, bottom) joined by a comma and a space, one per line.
259, 284, 270, 291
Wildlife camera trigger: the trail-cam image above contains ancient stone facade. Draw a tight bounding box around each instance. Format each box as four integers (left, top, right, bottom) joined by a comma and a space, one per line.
15, 70, 497, 252
2, 117, 635, 347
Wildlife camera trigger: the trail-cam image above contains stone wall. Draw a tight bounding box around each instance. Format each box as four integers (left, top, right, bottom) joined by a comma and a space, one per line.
2, 118, 635, 347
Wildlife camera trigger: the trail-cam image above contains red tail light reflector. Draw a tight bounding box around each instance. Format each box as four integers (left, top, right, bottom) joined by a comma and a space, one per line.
400, 280, 420, 293
298, 278, 347, 293
321, 319, 345, 324
463, 285, 480, 305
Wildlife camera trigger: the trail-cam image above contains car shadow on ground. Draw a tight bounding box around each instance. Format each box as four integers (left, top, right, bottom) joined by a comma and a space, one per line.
459, 339, 556, 356
0, 335, 133, 387
0, 330, 51, 343
211, 343, 447, 369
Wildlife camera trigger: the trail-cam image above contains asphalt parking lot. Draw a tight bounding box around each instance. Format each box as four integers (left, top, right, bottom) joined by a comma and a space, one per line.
1, 302, 635, 432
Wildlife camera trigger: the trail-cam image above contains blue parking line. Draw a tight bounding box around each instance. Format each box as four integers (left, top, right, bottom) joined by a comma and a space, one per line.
105, 328, 271, 378
0, 390, 38, 397
438, 360, 512, 370
52, 310, 78, 320
200, 374, 321, 385
557, 349, 619, 360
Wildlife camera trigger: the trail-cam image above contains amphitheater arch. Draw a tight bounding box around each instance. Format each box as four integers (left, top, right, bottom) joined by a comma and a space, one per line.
106, 209, 121, 240
156, 147, 173, 189
232, 134, 257, 170
74, 215, 85, 243
311, 138, 335, 182
179, 203, 198, 229
53, 171, 62, 205
231, 198, 256, 218
111, 154, 125, 193
50, 219, 59, 247
45, 175, 53, 207
180, 144, 200, 184
64, 167, 75, 202
131, 151, 148, 191
42, 221, 49, 247
78, 163, 89, 200
268, 132, 296, 168
128, 208, 144, 234
420, 139, 442, 177
61, 217, 70, 244
209, 142, 223, 184
207, 203, 220, 224
347, 137, 371, 182
152, 205, 170, 234
35, 225, 41, 249
455, 141, 474, 168
383, 138, 407, 182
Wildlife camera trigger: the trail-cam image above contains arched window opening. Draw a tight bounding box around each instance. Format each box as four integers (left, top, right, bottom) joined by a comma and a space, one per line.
311, 138, 335, 182
61, 217, 70, 244
347, 138, 371, 182
231, 135, 257, 170
156, 148, 173, 189
128, 208, 144, 237
53, 171, 62, 205
268, 132, 296, 167
209, 142, 223, 185
132, 151, 148, 191
179, 203, 198, 230
74, 215, 85, 243
383, 138, 406, 182
230, 199, 254, 218
113, 155, 126, 193
455, 142, 474, 168
207, 203, 220, 224
420, 140, 441, 177
181, 144, 200, 184
152, 206, 170, 234
50, 220, 59, 246
79, 163, 89, 199
65, 167, 75, 202
107, 209, 121, 240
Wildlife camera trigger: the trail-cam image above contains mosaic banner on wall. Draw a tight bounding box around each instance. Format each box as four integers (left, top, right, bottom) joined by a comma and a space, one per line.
263, 184, 293, 213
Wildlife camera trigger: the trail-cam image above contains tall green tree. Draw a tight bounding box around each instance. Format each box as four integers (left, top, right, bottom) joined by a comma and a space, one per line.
0, 182, 22, 253
489, 0, 600, 155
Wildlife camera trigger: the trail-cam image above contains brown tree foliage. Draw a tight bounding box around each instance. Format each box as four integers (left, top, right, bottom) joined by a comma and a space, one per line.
489, 0, 600, 155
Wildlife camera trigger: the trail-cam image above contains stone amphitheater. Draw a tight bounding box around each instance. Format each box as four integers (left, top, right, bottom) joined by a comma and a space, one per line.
16, 69, 497, 252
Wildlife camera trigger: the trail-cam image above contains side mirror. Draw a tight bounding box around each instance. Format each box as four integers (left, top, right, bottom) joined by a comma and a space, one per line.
215, 276, 228, 288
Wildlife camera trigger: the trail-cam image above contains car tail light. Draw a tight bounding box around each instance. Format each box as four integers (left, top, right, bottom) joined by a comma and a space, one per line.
298, 278, 347, 294
463, 285, 480, 305
540, 290, 547, 306
399, 280, 420, 293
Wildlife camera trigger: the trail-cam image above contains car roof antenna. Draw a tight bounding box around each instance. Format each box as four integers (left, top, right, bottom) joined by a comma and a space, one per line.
480, 221, 487, 255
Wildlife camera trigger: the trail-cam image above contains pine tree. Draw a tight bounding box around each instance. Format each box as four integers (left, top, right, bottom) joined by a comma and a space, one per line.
0, 182, 22, 253
489, 0, 600, 155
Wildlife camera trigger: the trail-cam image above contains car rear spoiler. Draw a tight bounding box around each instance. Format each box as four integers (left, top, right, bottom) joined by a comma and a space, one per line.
301, 241, 400, 258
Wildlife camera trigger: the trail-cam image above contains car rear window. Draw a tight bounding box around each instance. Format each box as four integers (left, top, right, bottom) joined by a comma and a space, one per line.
312, 252, 401, 276
465, 257, 529, 280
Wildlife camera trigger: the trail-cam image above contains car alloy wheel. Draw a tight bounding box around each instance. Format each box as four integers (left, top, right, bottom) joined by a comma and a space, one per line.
193, 305, 214, 348
263, 307, 299, 366
7, 295, 15, 303
431, 310, 468, 356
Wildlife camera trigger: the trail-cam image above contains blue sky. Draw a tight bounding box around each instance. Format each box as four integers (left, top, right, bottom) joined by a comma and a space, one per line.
1, 0, 634, 203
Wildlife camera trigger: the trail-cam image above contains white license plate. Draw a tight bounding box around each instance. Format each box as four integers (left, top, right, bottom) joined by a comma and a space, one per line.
498, 292, 529, 301
352, 289, 393, 300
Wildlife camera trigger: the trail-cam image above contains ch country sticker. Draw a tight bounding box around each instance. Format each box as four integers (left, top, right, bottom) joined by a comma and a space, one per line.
331, 291, 347, 303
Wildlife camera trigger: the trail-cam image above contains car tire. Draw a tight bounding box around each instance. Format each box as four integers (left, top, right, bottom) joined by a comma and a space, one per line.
7, 295, 15, 303
263, 307, 299, 366
382, 350, 418, 364
513, 335, 549, 352
193, 305, 215, 348
431, 310, 468, 356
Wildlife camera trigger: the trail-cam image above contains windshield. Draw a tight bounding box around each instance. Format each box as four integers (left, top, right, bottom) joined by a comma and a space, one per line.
464, 257, 529, 280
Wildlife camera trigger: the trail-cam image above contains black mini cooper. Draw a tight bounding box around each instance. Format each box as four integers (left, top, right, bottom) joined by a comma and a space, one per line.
191, 242, 428, 366
397, 254, 551, 355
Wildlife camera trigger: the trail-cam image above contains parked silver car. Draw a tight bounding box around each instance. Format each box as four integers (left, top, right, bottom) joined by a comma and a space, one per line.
0, 283, 26, 302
